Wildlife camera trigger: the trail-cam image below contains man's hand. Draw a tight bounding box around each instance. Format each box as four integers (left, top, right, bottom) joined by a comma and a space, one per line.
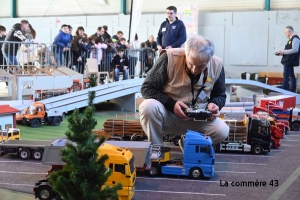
206, 103, 220, 121
174, 101, 189, 120
124, 66, 128, 69
278, 50, 284, 55
158, 45, 162, 52
166, 46, 172, 49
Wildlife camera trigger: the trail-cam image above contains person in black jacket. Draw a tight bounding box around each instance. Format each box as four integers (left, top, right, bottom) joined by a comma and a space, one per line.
111, 47, 129, 81
71, 35, 83, 72
102, 25, 111, 41
1, 20, 29, 67
276, 26, 300, 92
0, 25, 6, 68
145, 35, 158, 69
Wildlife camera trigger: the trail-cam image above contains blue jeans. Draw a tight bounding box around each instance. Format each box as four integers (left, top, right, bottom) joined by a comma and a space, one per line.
53, 49, 65, 68
3, 52, 18, 66
114, 68, 129, 81
283, 65, 296, 92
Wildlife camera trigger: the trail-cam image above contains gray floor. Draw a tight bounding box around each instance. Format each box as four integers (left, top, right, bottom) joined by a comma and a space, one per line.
0, 132, 300, 200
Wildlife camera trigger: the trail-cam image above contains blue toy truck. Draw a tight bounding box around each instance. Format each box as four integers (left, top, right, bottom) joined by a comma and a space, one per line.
146, 130, 215, 179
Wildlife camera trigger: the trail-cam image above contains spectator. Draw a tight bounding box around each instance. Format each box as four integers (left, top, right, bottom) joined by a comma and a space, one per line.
277, 26, 300, 93
94, 26, 105, 42
80, 37, 90, 74
75, 26, 85, 37
82, 33, 88, 38
119, 38, 128, 50
145, 35, 158, 70
157, 6, 187, 52
2, 20, 29, 67
112, 31, 124, 47
17, 24, 40, 67
128, 33, 139, 79
139, 42, 152, 78
52, 24, 71, 67
90, 37, 107, 83
71, 35, 83, 72
104, 38, 117, 74
68, 25, 73, 37
102, 25, 111, 41
111, 47, 129, 81
0, 25, 7, 69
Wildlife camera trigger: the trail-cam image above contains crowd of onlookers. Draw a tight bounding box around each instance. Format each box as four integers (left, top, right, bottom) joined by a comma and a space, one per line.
0, 20, 159, 82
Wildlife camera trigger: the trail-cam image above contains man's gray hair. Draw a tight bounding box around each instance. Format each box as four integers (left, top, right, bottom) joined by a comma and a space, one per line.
185, 35, 215, 61
285, 26, 294, 32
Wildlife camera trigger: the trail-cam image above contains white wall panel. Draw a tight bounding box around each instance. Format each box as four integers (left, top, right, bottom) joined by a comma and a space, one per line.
277, 10, 300, 25
27, 17, 56, 29
199, 26, 225, 61
229, 25, 268, 65
199, 13, 227, 26
87, 15, 118, 28
55, 16, 86, 29
1, 18, 29, 32
233, 11, 269, 25
0, 0, 10, 18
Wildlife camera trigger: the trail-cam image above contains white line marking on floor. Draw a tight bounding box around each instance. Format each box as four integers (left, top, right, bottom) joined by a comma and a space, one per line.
215, 171, 256, 174
135, 190, 226, 196
280, 144, 293, 147
0, 170, 46, 175
267, 165, 300, 200
0, 160, 42, 164
0, 182, 34, 187
137, 177, 223, 183
215, 162, 266, 166
215, 154, 273, 157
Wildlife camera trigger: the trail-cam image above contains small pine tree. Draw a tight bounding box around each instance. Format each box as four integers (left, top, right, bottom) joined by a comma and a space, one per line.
88, 75, 98, 88
49, 91, 122, 199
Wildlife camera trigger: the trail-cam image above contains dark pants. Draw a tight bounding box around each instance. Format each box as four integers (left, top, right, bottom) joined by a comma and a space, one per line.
129, 56, 138, 79
283, 65, 296, 92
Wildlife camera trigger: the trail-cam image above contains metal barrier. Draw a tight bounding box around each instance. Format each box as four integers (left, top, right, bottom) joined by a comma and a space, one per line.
0, 41, 159, 82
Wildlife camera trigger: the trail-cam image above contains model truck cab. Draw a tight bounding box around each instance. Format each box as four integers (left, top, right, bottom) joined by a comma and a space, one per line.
35, 139, 136, 200
147, 130, 215, 179
220, 114, 271, 154
23, 102, 63, 128
0, 128, 21, 142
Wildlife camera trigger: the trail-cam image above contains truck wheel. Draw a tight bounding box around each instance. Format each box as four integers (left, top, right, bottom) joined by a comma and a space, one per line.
146, 164, 161, 177
291, 122, 300, 131
252, 145, 263, 155
31, 119, 40, 128
19, 149, 31, 160
270, 140, 275, 149
173, 136, 181, 146
53, 117, 61, 126
189, 167, 203, 179
32, 149, 43, 160
37, 185, 54, 200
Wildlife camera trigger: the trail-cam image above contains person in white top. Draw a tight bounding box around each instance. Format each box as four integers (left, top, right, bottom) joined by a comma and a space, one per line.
17, 24, 41, 68
127, 34, 140, 79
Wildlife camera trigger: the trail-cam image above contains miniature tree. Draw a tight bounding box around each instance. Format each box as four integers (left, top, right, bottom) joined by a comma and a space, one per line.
49, 91, 122, 199
88, 75, 98, 88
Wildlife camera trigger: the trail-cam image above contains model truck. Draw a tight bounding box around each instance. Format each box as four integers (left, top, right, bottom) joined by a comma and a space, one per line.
33, 139, 159, 200
0, 139, 54, 160
218, 114, 271, 154
142, 130, 215, 179
21, 102, 63, 128
0, 128, 21, 142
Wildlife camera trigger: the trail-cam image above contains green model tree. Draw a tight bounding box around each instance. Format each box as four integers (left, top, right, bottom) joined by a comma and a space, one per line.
49, 91, 122, 200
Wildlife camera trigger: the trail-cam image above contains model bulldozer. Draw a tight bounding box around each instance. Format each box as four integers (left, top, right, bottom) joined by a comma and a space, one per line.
21, 102, 63, 128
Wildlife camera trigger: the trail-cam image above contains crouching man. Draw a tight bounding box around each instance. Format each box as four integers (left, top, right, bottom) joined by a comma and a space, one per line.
139, 35, 229, 148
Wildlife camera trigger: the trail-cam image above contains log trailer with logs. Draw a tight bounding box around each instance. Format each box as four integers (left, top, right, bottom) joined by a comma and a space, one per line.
102, 119, 181, 145
218, 112, 271, 154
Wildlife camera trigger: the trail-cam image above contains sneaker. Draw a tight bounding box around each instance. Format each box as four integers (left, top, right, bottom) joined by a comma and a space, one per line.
178, 135, 185, 153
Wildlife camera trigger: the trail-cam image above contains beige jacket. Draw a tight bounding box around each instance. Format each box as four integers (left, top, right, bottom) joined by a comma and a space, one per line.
162, 48, 223, 109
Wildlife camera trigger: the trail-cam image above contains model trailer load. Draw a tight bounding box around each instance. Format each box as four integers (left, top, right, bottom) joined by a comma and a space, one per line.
218, 114, 271, 154
0, 139, 54, 160
34, 139, 161, 200
102, 119, 181, 145
18, 102, 63, 128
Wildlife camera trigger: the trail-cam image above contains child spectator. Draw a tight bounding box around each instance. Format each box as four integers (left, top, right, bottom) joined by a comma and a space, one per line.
111, 47, 129, 81
139, 42, 152, 78
119, 38, 127, 50
75, 26, 85, 37
71, 35, 83, 72
52, 24, 71, 67
103, 38, 117, 73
